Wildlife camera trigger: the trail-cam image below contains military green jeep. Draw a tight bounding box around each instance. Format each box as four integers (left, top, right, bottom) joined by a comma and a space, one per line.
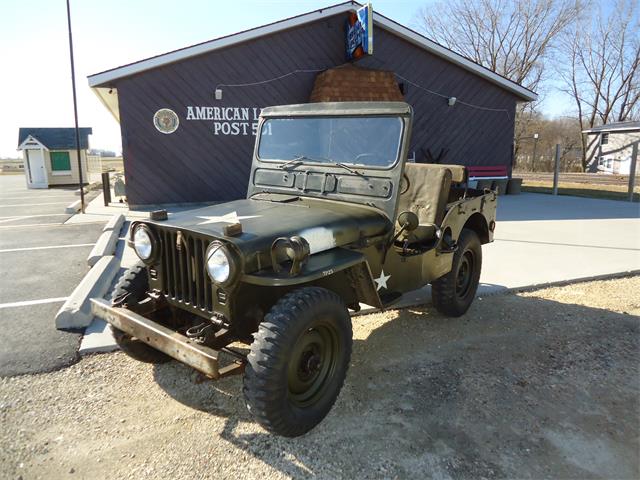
92, 102, 497, 437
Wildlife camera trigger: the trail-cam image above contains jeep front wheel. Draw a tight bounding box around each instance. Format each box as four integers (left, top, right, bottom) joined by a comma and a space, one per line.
111, 262, 171, 364
243, 287, 352, 437
431, 228, 482, 317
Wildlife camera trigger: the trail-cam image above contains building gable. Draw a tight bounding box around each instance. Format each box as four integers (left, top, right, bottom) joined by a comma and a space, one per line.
17, 128, 93, 150
88, 1, 536, 112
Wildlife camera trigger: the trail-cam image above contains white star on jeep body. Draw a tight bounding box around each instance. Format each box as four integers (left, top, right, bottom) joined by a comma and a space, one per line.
196, 211, 260, 225
374, 270, 391, 291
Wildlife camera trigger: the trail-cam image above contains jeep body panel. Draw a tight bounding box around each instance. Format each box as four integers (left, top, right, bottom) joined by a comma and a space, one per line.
140, 196, 391, 263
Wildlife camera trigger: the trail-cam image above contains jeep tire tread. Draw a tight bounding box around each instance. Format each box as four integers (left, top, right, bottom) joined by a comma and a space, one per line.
243, 287, 352, 437
111, 262, 171, 364
431, 228, 482, 317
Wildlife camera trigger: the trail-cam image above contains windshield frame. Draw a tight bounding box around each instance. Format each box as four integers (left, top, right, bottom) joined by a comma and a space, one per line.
256, 114, 406, 171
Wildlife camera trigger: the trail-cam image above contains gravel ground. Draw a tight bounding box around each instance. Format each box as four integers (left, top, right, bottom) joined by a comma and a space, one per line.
1, 276, 639, 480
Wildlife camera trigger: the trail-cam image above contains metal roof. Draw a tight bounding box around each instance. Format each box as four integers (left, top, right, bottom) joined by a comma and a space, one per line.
87, 1, 537, 102
17, 128, 92, 150
261, 101, 413, 117
582, 121, 640, 134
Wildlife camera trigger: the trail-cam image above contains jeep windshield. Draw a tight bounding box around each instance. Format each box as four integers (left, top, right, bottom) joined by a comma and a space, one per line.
258, 116, 403, 168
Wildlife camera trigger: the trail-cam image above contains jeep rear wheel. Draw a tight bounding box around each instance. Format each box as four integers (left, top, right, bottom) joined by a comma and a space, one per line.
431, 228, 482, 317
243, 287, 352, 437
112, 262, 171, 364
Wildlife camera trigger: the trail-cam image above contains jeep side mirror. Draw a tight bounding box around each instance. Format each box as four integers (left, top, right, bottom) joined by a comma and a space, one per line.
398, 211, 419, 232
393, 211, 419, 244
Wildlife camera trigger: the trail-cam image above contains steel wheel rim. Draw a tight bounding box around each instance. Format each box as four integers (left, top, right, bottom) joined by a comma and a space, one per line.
288, 322, 340, 407
456, 250, 475, 298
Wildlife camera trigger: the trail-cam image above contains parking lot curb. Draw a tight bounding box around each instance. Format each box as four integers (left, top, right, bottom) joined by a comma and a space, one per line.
87, 214, 125, 267
102, 213, 125, 233
65, 199, 82, 214
79, 319, 118, 354
55, 255, 120, 330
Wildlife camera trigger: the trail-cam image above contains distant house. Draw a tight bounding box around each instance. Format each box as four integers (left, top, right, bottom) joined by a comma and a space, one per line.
17, 128, 92, 188
583, 121, 640, 175
0, 158, 24, 172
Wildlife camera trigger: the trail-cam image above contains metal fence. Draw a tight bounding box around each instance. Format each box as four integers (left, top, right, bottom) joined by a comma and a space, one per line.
514, 149, 584, 173
87, 155, 104, 183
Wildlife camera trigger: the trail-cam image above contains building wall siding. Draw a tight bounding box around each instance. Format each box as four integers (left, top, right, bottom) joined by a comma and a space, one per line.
115, 14, 519, 206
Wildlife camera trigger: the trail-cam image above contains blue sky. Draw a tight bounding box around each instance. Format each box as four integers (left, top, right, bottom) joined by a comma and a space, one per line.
1, 0, 573, 157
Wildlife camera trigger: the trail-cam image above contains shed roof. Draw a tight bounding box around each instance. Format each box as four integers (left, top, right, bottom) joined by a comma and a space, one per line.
18, 128, 93, 150
87, 1, 536, 103
582, 121, 640, 134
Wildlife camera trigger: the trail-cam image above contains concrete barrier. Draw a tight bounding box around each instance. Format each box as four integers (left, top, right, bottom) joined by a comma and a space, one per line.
55, 255, 120, 330
103, 213, 125, 233
65, 199, 81, 214
87, 214, 125, 267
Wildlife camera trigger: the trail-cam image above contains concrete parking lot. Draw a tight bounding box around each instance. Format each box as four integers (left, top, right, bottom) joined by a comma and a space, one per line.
0, 175, 104, 376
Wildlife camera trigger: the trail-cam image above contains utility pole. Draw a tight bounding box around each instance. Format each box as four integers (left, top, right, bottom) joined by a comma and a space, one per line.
629, 142, 638, 202
531, 133, 539, 173
66, 0, 85, 213
553, 144, 561, 195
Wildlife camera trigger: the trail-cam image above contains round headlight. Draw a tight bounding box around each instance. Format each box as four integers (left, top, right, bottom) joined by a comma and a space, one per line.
206, 244, 230, 283
133, 226, 153, 260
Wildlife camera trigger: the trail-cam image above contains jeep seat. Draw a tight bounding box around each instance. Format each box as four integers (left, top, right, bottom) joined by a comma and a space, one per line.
396, 163, 464, 244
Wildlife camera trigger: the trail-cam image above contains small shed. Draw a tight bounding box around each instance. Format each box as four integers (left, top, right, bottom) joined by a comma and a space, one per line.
17, 128, 92, 189
582, 121, 640, 175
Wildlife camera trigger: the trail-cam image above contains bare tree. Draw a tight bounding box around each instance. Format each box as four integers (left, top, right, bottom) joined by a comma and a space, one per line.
417, 0, 581, 156
558, 0, 640, 170
417, 0, 580, 91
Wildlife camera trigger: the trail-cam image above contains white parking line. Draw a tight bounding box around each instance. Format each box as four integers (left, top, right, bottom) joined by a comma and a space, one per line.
0, 221, 104, 229
0, 202, 67, 207
0, 297, 68, 309
0, 214, 69, 219
0, 243, 94, 253
0, 195, 74, 200
0, 214, 69, 224
0, 216, 26, 224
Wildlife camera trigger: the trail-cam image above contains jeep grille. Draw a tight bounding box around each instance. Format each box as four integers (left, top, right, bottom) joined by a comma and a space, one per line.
157, 229, 214, 313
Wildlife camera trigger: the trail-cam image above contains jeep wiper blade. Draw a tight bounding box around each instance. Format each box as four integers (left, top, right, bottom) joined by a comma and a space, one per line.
278, 157, 305, 169
330, 162, 365, 177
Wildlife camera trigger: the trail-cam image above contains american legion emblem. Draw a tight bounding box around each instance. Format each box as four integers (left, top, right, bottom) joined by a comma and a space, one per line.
153, 108, 179, 134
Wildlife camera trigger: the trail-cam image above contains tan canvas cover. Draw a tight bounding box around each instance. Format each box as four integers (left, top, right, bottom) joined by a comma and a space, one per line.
396, 163, 453, 243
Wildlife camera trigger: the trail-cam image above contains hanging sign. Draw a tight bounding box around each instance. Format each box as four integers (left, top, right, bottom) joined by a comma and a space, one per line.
346, 3, 373, 60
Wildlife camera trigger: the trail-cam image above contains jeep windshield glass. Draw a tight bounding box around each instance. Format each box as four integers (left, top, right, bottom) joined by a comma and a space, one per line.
258, 116, 403, 168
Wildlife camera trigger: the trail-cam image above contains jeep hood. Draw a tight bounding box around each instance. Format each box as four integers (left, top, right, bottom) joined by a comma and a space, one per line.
145, 197, 391, 257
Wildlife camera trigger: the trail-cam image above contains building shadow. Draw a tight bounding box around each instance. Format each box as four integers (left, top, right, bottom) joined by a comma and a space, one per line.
152, 294, 639, 479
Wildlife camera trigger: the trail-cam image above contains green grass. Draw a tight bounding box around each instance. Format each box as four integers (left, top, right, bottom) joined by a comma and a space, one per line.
522, 185, 639, 202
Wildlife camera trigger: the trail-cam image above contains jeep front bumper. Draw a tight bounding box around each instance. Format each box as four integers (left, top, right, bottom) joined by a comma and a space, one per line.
91, 298, 242, 379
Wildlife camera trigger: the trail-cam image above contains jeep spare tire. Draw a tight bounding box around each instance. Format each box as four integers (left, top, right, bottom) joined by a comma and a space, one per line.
111, 262, 171, 364
243, 287, 353, 437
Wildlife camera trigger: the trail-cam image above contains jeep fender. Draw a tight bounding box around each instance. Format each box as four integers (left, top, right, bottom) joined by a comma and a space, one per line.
441, 193, 496, 244
242, 247, 382, 309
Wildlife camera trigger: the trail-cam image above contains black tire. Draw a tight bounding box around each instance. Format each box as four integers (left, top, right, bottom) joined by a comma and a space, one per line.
111, 262, 171, 364
431, 228, 482, 317
243, 287, 353, 437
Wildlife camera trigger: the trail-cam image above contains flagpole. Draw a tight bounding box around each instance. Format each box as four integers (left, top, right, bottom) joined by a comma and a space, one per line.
66, 0, 85, 213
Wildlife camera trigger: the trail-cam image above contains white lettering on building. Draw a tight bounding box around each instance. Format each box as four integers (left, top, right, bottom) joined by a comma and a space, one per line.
186, 105, 262, 136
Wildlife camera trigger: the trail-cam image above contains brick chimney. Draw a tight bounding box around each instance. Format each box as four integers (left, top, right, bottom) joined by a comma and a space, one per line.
310, 64, 405, 102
